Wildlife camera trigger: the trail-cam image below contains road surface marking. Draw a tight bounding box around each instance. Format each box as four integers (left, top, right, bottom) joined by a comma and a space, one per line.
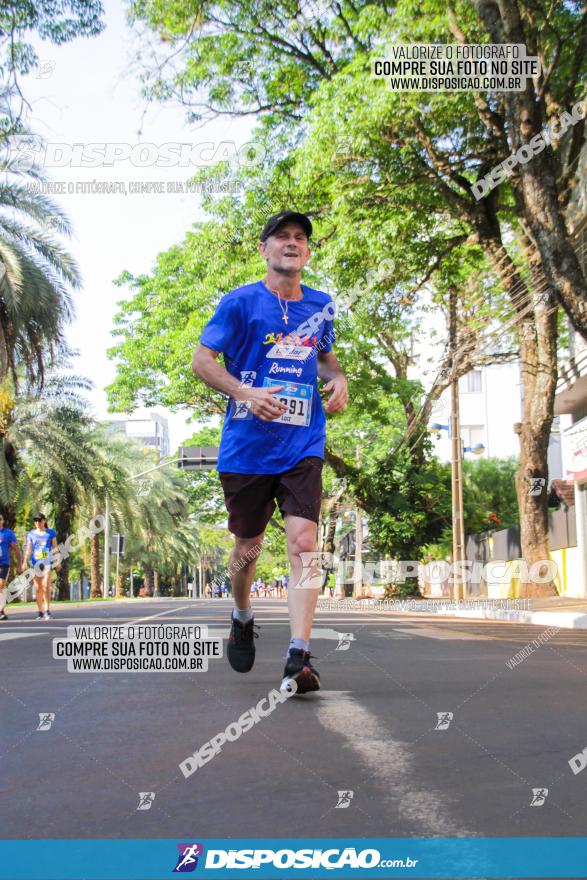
393, 626, 492, 640
316, 690, 465, 835
0, 632, 46, 641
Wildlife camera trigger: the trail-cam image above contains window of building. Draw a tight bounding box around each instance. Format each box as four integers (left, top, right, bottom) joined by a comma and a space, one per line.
462, 425, 485, 450
467, 370, 482, 393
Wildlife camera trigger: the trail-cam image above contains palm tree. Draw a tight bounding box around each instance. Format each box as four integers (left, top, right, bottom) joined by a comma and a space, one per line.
0, 371, 107, 596
0, 145, 81, 386
80, 434, 195, 599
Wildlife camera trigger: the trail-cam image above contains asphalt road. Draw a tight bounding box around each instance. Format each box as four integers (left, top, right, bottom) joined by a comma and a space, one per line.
2, 597, 587, 848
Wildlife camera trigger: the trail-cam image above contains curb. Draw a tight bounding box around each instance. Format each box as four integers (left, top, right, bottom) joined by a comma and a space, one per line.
396, 607, 587, 630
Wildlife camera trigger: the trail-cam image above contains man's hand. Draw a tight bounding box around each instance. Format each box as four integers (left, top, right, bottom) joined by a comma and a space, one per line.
245, 386, 289, 422
321, 375, 348, 414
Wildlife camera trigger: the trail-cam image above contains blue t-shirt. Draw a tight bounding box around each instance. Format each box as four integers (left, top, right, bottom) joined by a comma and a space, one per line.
199, 280, 336, 474
27, 528, 57, 565
0, 528, 17, 566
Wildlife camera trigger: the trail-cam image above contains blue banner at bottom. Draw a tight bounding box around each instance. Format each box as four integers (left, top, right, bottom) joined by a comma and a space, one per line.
1, 837, 587, 879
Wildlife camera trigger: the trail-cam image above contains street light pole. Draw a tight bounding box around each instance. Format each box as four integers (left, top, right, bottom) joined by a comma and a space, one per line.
103, 493, 110, 599
354, 444, 362, 598
449, 287, 466, 603
115, 541, 121, 595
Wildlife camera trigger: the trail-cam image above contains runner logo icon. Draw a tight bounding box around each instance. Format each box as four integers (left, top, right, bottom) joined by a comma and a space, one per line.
173, 843, 204, 872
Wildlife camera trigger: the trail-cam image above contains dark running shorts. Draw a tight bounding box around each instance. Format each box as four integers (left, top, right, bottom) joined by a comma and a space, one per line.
0, 564, 9, 580
218, 456, 323, 538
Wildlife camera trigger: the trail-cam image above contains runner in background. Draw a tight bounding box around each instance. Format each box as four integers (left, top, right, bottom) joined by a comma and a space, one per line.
0, 514, 24, 621
271, 563, 283, 596
328, 571, 335, 598
24, 513, 59, 621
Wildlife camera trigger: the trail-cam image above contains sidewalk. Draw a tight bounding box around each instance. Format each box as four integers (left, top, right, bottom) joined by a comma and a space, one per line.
413, 596, 587, 630
319, 596, 587, 630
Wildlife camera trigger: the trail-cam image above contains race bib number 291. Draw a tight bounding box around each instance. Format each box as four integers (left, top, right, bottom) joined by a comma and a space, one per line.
263, 378, 313, 427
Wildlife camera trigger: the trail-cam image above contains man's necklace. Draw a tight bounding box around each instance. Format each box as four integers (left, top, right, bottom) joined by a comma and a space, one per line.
263, 279, 302, 325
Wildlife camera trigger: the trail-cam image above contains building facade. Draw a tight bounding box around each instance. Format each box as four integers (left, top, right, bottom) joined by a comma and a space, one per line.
105, 410, 170, 460
553, 133, 587, 597
429, 362, 523, 463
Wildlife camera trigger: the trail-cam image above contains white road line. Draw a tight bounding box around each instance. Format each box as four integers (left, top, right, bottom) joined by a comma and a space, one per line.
131, 606, 193, 626
315, 690, 465, 835
0, 632, 45, 641
393, 627, 492, 641
371, 631, 413, 639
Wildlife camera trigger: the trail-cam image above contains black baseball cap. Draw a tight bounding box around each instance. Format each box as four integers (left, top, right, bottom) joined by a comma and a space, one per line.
33, 513, 46, 521
260, 211, 312, 242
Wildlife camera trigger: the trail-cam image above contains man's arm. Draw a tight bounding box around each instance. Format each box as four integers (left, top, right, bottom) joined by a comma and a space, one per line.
318, 351, 348, 414
192, 344, 251, 400
10, 540, 23, 574
192, 343, 288, 422
318, 350, 345, 382
23, 536, 32, 567
51, 534, 61, 571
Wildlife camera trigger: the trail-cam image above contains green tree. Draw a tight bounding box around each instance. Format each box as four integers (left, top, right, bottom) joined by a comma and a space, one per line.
0, 161, 81, 385
118, 0, 587, 593
128, 0, 586, 335
0, 0, 105, 135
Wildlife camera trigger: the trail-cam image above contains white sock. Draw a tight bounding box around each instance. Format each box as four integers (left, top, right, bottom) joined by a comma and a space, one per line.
232, 605, 253, 624
288, 637, 310, 656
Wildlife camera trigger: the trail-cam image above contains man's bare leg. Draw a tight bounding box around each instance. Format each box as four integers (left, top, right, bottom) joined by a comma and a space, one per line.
284, 514, 321, 639
226, 533, 265, 674
229, 533, 264, 609
281, 514, 322, 692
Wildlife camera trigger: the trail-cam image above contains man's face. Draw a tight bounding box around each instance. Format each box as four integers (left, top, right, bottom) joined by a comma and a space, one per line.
259, 221, 311, 276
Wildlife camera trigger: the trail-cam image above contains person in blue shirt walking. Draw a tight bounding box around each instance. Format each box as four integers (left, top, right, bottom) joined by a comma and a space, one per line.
192, 210, 348, 694
0, 513, 24, 621
24, 513, 59, 621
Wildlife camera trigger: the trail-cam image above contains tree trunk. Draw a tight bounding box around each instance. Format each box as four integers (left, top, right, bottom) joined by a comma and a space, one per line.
115, 568, 125, 598
514, 284, 559, 596
54, 487, 76, 601
153, 569, 160, 597
0, 435, 18, 529
90, 532, 102, 598
473, 0, 587, 340
482, 236, 559, 596
520, 158, 587, 340
142, 566, 152, 597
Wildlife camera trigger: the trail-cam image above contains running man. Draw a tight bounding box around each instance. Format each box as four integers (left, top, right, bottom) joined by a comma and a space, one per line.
24, 513, 59, 620
0, 514, 24, 621
192, 210, 348, 693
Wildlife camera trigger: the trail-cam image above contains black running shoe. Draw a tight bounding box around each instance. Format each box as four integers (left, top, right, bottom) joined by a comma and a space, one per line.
34, 612, 44, 620
281, 648, 320, 694
0, 612, 8, 621
44, 611, 53, 620
227, 614, 258, 673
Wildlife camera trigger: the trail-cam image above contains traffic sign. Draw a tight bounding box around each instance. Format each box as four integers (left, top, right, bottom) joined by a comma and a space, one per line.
111, 534, 125, 556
